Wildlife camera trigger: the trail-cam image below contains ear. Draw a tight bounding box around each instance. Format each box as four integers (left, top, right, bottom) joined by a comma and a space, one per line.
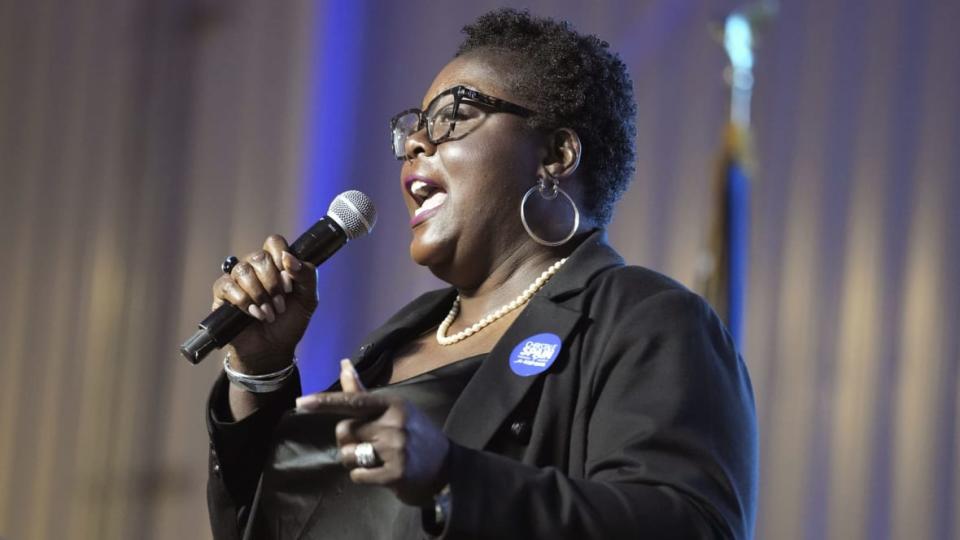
540, 128, 582, 179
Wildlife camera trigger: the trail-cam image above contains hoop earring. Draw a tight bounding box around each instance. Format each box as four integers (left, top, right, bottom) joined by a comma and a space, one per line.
520, 175, 580, 247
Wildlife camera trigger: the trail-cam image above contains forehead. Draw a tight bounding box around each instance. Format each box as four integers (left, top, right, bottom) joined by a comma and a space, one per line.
421, 52, 521, 108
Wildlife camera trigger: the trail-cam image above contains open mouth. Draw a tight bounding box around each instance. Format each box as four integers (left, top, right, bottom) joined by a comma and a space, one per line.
409, 179, 448, 218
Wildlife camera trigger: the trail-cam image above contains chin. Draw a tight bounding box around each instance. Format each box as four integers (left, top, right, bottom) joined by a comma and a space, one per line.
411, 226, 472, 288
409, 229, 452, 269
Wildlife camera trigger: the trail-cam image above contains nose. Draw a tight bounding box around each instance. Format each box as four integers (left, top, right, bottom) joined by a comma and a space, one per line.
403, 127, 435, 160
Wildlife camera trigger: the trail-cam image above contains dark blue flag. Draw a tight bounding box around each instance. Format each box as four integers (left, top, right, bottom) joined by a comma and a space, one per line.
699, 124, 751, 348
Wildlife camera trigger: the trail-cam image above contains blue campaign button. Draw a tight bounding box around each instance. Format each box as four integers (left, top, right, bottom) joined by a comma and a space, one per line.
509, 333, 562, 377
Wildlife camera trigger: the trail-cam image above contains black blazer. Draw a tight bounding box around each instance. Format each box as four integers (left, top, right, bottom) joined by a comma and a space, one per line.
207, 231, 758, 539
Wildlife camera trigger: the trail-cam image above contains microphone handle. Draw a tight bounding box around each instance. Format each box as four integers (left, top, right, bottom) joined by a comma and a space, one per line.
179, 217, 346, 364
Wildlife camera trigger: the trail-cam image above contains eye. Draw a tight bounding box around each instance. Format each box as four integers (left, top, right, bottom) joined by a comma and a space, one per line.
433, 105, 457, 123
455, 102, 483, 119
435, 103, 482, 123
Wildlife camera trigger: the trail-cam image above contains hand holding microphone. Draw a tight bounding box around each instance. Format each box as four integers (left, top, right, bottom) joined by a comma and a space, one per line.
179, 190, 377, 366
210, 236, 319, 376
189, 188, 450, 505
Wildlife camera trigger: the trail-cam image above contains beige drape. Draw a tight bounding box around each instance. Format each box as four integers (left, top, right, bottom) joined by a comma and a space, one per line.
0, 1, 312, 538
1, 1, 956, 539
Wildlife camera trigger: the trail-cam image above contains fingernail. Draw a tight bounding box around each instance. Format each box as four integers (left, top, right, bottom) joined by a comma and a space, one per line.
295, 397, 306, 409
273, 295, 285, 314
261, 302, 275, 322
248, 304, 265, 320
281, 271, 294, 293
340, 359, 352, 372
287, 253, 302, 271
283, 251, 300, 270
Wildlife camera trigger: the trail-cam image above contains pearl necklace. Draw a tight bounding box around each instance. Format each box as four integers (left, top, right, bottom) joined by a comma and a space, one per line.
436, 258, 568, 346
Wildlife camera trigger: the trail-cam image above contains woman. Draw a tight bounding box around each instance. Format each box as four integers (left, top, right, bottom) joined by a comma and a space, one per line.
206, 9, 757, 539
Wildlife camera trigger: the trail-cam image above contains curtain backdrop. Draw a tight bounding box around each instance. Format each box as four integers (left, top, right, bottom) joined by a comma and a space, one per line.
1, 1, 956, 538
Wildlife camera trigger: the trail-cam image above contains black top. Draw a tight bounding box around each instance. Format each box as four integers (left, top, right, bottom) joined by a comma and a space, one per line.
246, 355, 485, 539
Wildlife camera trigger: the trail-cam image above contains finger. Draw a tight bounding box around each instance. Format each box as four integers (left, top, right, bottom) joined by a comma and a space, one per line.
262, 234, 290, 270
351, 419, 396, 444
335, 419, 401, 459
335, 418, 361, 447
340, 359, 366, 393
280, 270, 294, 295
248, 251, 285, 315
281, 250, 303, 274
282, 252, 317, 291
349, 465, 396, 485
231, 261, 274, 322
338, 441, 387, 472
295, 392, 390, 418
248, 251, 283, 297
282, 251, 318, 311
339, 442, 358, 467
213, 276, 264, 320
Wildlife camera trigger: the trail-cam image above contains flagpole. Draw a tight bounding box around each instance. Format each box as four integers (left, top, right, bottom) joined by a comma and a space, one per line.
698, 2, 776, 349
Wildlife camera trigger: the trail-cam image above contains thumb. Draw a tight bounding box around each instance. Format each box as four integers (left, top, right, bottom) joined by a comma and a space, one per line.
281, 251, 318, 310
339, 359, 367, 393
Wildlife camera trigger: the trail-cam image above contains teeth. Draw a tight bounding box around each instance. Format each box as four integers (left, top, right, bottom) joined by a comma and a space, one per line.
410, 180, 432, 198
414, 192, 447, 216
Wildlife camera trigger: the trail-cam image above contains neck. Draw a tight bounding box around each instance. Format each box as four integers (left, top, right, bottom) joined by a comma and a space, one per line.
450, 235, 582, 327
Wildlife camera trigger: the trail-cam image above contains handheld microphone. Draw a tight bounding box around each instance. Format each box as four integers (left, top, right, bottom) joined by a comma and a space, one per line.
179, 190, 377, 364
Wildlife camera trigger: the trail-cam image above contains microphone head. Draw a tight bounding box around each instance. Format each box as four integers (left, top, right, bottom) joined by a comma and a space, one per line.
327, 190, 377, 240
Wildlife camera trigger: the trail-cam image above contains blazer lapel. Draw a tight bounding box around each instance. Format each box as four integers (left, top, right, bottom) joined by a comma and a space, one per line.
443, 230, 625, 449
443, 295, 583, 449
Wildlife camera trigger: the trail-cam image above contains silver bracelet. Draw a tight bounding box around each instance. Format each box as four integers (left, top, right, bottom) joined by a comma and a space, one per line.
223, 352, 297, 394
433, 484, 451, 531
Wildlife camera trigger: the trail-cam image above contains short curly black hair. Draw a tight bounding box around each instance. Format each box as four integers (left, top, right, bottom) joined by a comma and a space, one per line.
457, 8, 637, 226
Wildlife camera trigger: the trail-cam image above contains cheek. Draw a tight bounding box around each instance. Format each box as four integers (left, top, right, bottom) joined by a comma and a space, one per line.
440, 130, 540, 199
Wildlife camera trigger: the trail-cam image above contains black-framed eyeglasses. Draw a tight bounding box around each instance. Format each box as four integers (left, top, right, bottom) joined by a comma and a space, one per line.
390, 85, 535, 160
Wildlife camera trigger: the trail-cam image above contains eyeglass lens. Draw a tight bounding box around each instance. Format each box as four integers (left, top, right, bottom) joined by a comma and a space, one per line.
391, 91, 487, 159
392, 113, 420, 158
